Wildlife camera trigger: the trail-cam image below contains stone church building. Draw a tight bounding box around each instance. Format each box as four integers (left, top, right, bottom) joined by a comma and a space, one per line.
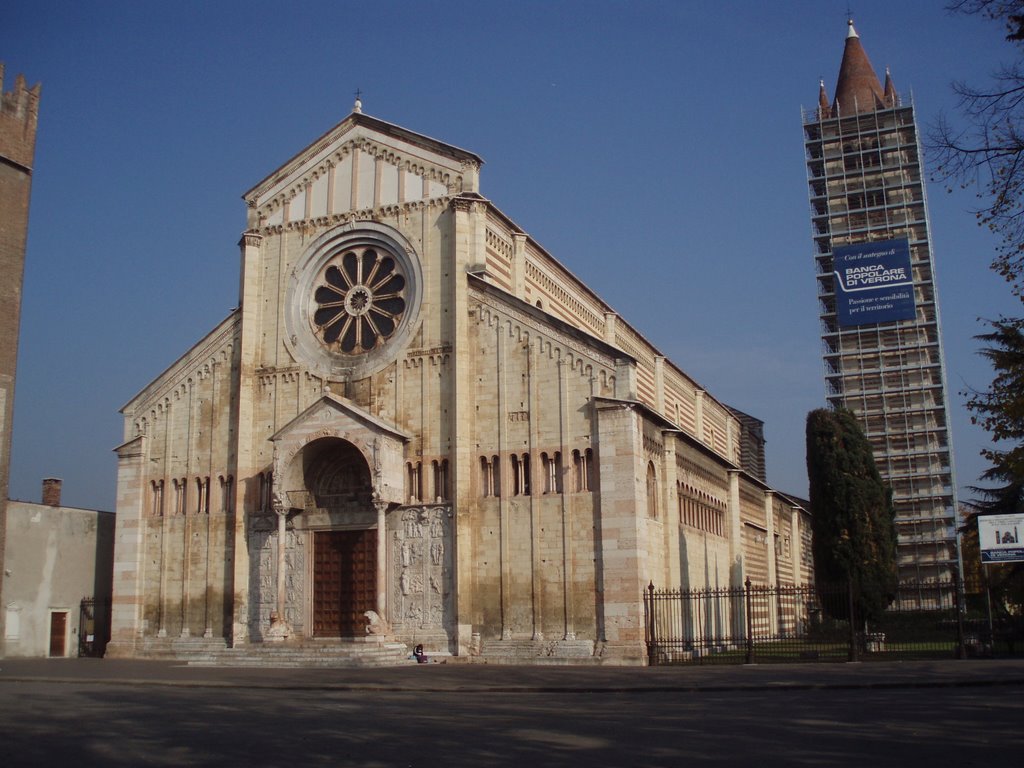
108, 103, 811, 664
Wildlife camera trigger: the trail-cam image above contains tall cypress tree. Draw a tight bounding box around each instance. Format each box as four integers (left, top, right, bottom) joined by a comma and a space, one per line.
806, 408, 898, 624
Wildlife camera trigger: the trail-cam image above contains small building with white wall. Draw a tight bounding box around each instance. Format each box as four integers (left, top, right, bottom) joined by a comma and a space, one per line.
2, 479, 114, 657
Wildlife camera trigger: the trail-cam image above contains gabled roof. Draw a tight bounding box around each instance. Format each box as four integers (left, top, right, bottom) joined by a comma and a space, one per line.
270, 392, 410, 444
243, 109, 484, 204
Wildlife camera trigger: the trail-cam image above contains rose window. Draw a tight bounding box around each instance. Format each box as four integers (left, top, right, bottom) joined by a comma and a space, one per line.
312, 247, 407, 353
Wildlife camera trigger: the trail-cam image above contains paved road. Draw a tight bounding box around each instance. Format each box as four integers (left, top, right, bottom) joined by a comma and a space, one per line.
2, 659, 1023, 766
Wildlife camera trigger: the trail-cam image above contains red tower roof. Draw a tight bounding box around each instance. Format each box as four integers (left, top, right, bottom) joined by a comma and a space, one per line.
832, 20, 886, 115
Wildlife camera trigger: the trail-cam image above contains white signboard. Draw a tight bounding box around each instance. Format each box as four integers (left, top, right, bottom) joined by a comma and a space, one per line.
978, 513, 1024, 564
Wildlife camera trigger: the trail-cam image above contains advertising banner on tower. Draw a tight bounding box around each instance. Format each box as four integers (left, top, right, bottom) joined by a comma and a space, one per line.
833, 238, 916, 327
979, 513, 1024, 564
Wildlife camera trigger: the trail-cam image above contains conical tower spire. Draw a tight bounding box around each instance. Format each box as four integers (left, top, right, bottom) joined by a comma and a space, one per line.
883, 66, 897, 108
818, 78, 831, 119
832, 19, 885, 115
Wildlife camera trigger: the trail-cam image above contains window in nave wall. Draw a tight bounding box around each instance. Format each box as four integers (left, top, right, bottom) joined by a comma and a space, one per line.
150, 480, 164, 517
195, 477, 210, 515
511, 453, 531, 496
432, 459, 449, 502
572, 448, 594, 492
219, 475, 234, 515
258, 471, 273, 512
173, 478, 187, 516
542, 452, 563, 494
678, 484, 725, 537
406, 461, 422, 504
480, 455, 500, 498
478, 449, 593, 499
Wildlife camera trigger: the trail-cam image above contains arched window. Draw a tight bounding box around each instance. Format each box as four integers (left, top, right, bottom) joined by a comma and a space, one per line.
481, 456, 493, 497
542, 452, 563, 494
433, 459, 449, 502
195, 477, 210, 515
220, 475, 234, 515
173, 478, 187, 516
573, 448, 594, 492
511, 453, 531, 496
407, 461, 422, 503
151, 480, 164, 517
258, 471, 273, 512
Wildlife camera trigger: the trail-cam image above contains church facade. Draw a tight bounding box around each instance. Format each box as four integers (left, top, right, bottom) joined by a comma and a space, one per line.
108, 106, 810, 664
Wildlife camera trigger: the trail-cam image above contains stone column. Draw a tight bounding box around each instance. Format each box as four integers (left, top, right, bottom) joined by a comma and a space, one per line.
764, 491, 778, 633
558, 356, 575, 640
450, 196, 485, 654
790, 506, 804, 586
653, 356, 665, 414
375, 499, 389, 626
695, 391, 706, 444
265, 505, 292, 641
727, 470, 745, 641
727, 470, 743, 586
593, 400, 647, 664
106, 435, 147, 657
232, 230, 262, 646
662, 434, 680, 587
511, 233, 527, 299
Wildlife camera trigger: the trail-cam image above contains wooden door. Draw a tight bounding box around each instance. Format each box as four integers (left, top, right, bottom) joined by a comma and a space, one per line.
49, 611, 67, 657
313, 530, 377, 637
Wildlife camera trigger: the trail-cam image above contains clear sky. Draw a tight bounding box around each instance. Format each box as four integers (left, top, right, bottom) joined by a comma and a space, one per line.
2, 0, 1021, 511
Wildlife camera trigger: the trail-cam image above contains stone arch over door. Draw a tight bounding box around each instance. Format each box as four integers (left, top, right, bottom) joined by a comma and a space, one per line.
301, 437, 373, 510
264, 394, 409, 639
272, 394, 408, 509
296, 438, 377, 638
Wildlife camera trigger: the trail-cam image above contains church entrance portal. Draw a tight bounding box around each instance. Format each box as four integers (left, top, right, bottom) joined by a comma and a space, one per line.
312, 529, 377, 637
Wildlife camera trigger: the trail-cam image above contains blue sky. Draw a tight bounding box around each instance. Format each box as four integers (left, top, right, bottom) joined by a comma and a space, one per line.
2, 0, 1020, 511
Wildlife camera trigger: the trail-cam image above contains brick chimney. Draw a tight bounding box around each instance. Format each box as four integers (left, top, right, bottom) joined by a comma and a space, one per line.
41, 477, 62, 506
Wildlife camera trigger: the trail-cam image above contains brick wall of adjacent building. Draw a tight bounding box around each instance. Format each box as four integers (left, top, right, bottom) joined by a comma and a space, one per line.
0, 64, 40, 655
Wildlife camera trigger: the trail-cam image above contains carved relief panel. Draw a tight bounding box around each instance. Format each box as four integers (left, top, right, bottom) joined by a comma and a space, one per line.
389, 505, 452, 634
247, 515, 307, 639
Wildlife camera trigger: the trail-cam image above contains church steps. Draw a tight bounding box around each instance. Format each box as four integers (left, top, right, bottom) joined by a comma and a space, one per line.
134, 637, 412, 667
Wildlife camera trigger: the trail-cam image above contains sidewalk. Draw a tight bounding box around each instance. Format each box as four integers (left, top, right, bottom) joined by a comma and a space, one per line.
2, 656, 1024, 693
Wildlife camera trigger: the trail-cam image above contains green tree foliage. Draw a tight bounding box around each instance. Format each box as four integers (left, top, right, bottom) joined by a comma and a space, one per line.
962, 318, 1024, 609
964, 316, 1024, 479
806, 408, 898, 624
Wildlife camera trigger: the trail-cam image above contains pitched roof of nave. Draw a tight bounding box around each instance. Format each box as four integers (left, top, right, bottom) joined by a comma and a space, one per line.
829, 19, 892, 116
243, 107, 484, 209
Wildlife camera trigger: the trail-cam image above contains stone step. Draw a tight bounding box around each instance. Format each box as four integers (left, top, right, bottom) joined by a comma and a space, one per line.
183, 641, 411, 668
132, 636, 412, 667
476, 638, 599, 664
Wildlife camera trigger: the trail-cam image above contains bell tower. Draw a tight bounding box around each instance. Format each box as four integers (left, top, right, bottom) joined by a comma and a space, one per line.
803, 22, 959, 583
0, 64, 41, 654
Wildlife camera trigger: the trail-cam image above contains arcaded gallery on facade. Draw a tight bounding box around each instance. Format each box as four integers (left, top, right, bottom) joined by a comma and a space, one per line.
108, 102, 811, 665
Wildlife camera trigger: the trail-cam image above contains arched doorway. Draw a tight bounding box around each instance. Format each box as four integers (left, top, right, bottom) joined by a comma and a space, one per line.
302, 439, 377, 638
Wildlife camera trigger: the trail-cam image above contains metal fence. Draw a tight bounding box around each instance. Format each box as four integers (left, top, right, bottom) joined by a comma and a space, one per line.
643, 579, 1023, 665
78, 597, 110, 658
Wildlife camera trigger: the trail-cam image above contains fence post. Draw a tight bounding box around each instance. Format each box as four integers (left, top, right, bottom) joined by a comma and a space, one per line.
745, 578, 755, 664
847, 579, 860, 663
646, 582, 656, 667
954, 572, 966, 660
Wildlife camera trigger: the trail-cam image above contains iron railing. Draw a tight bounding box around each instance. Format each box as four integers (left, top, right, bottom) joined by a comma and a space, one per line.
644, 578, 1022, 665
78, 597, 110, 658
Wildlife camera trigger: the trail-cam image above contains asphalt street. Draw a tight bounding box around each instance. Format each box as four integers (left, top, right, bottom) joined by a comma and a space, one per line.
1, 658, 1022, 767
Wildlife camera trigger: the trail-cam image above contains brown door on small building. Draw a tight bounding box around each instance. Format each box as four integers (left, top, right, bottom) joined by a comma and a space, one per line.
313, 529, 377, 637
49, 611, 67, 657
